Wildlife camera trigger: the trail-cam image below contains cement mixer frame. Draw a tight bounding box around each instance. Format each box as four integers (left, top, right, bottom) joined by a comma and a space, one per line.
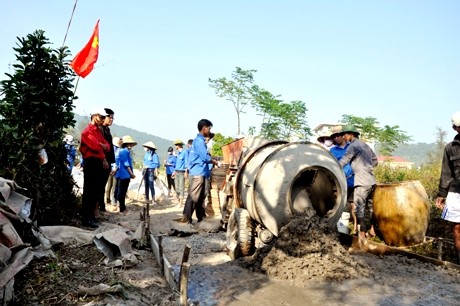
217, 138, 348, 259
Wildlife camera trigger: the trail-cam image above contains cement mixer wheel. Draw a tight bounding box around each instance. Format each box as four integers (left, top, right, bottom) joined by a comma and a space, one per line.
226, 208, 256, 259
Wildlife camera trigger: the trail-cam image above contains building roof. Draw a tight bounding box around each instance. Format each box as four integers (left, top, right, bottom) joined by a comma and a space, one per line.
377, 156, 411, 163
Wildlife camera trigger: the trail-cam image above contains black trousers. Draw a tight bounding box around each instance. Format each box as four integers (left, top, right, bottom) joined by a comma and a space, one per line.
116, 178, 131, 212
183, 176, 206, 222
82, 157, 105, 222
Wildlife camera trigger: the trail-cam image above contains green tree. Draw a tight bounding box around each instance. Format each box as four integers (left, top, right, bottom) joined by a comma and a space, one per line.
253, 88, 311, 140
209, 67, 258, 135
209, 132, 235, 157
377, 125, 412, 156
341, 114, 411, 155
341, 115, 381, 141
0, 30, 77, 225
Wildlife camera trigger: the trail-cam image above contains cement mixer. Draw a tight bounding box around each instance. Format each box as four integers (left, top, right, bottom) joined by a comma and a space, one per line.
222, 139, 348, 259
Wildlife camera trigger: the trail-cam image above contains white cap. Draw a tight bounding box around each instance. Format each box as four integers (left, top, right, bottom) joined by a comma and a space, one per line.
452, 111, 460, 127
90, 107, 109, 117
64, 135, 73, 143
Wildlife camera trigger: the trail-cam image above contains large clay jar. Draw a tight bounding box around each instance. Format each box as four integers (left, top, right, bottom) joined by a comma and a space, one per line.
373, 180, 430, 247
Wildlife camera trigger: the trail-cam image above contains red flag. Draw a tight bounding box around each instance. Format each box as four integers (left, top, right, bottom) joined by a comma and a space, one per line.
70, 20, 100, 78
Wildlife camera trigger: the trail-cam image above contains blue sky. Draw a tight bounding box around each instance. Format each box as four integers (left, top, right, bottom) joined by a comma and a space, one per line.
1, 1, 459, 144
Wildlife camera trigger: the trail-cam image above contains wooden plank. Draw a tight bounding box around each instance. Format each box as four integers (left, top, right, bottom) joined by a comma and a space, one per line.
178, 245, 191, 291
163, 256, 177, 291
149, 234, 177, 290
347, 234, 460, 271
179, 262, 190, 306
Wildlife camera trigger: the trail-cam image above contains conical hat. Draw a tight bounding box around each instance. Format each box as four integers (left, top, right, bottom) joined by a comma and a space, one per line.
122, 135, 137, 145
142, 141, 157, 149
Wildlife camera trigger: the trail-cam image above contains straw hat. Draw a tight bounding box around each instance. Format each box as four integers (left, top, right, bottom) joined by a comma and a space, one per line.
173, 139, 184, 145
121, 135, 137, 145
330, 125, 344, 138
316, 130, 332, 142
142, 141, 157, 150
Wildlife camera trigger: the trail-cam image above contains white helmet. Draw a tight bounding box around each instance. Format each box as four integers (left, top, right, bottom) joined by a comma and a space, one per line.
64, 135, 74, 143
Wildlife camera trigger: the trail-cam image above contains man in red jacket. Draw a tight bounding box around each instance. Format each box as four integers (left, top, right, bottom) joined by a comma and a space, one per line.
80, 107, 110, 228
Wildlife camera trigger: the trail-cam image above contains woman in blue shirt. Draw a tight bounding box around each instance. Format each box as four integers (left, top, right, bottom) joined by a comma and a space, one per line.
115, 135, 137, 214
142, 141, 160, 204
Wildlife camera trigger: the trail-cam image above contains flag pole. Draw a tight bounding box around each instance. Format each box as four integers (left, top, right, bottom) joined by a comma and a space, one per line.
73, 76, 81, 98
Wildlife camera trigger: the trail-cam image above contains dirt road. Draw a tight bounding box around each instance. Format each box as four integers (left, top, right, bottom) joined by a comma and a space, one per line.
150, 201, 460, 306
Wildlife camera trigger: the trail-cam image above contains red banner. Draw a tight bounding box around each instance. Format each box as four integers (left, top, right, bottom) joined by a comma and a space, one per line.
70, 20, 99, 78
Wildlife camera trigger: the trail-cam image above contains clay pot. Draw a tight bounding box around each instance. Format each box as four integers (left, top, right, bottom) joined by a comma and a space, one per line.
373, 180, 430, 246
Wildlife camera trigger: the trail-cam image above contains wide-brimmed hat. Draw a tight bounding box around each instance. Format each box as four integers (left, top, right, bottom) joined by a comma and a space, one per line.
142, 141, 157, 150
173, 139, 184, 145
330, 125, 344, 138
341, 124, 360, 136
316, 130, 332, 142
122, 135, 137, 145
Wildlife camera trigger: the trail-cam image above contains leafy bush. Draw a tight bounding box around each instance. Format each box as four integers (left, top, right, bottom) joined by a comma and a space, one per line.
375, 162, 441, 201
0, 30, 78, 225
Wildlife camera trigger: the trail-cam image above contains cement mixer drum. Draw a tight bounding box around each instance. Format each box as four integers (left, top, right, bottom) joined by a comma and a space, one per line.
227, 140, 347, 258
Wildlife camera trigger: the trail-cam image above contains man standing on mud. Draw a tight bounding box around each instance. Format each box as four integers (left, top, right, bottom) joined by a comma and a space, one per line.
79, 108, 110, 228
180, 119, 220, 224
435, 111, 460, 264
339, 124, 378, 239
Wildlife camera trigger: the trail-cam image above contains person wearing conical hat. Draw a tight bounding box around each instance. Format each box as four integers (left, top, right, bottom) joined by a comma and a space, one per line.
172, 139, 187, 205
330, 125, 357, 233
115, 135, 137, 214
339, 124, 378, 239
317, 130, 333, 150
142, 141, 160, 205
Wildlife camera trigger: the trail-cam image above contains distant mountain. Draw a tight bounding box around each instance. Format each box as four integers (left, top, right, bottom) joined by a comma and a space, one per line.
72, 113, 438, 167
376, 142, 437, 167
73, 113, 173, 165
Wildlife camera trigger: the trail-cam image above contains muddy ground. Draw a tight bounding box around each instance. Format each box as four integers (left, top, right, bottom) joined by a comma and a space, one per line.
11, 180, 460, 306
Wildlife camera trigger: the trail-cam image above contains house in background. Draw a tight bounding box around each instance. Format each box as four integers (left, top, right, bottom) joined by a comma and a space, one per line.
311, 123, 339, 142
377, 156, 414, 170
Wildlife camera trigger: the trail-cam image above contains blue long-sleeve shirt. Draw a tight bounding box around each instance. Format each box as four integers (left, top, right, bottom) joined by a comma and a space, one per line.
330, 143, 354, 188
188, 134, 212, 176
165, 154, 177, 175
143, 150, 160, 169
175, 149, 188, 171
115, 148, 133, 179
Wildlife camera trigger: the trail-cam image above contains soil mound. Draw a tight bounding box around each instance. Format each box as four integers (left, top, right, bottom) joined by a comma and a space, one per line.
239, 215, 372, 282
